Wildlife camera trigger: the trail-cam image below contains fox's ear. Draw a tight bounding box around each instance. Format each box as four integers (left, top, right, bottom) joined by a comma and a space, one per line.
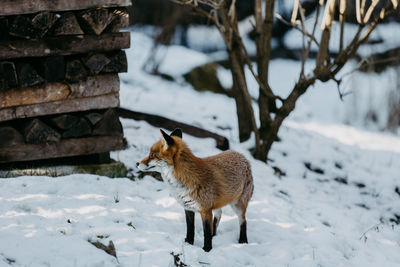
170, 128, 182, 138
160, 129, 174, 148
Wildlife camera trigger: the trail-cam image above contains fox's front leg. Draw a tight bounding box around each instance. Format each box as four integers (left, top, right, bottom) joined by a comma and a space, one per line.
184, 210, 195, 245
200, 209, 213, 252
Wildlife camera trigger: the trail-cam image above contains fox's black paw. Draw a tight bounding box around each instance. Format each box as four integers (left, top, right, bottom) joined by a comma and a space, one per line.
185, 238, 194, 245
238, 238, 248, 244
202, 245, 212, 252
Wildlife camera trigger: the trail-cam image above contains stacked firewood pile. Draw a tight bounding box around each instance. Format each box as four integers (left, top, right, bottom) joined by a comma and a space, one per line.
0, 0, 131, 164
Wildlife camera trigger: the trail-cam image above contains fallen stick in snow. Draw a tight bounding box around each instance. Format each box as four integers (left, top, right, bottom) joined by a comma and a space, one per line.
116, 107, 229, 150
88, 240, 117, 259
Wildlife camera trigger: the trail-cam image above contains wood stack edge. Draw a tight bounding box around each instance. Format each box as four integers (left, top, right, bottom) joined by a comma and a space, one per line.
0, 0, 131, 165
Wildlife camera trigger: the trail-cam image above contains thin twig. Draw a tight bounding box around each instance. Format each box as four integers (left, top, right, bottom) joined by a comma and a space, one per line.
239, 40, 284, 102
275, 13, 320, 46
303, 0, 322, 68
298, 1, 308, 78
363, 0, 381, 24
356, 0, 362, 23
291, 0, 300, 25
359, 223, 382, 241
361, 0, 367, 18
339, 0, 346, 52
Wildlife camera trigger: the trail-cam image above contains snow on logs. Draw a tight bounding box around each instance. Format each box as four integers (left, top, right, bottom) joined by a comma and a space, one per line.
0, 0, 130, 164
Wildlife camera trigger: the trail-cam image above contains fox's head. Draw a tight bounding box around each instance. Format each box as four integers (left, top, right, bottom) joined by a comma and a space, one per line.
136, 128, 183, 172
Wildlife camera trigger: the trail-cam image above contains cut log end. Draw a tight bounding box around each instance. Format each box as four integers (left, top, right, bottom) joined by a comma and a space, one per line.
16, 63, 45, 87
65, 59, 88, 82
0, 126, 24, 147
53, 12, 84, 36
78, 9, 114, 35
23, 119, 61, 144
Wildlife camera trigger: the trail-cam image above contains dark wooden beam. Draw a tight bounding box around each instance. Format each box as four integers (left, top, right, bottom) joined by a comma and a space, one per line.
116, 108, 229, 150
0, 135, 124, 163
0, 93, 119, 122
0, 32, 130, 60
0, 0, 132, 16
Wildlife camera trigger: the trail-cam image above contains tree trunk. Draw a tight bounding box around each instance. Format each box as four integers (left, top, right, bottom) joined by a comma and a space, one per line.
220, 1, 256, 143
227, 48, 254, 142
254, 0, 276, 161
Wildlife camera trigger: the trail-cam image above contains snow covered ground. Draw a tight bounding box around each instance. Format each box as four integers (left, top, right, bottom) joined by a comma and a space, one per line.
1, 29, 400, 266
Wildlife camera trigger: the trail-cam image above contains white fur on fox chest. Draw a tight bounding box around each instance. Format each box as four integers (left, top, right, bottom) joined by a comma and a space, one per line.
160, 163, 200, 212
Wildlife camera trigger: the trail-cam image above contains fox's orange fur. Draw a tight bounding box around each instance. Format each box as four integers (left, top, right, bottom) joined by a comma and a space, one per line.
137, 128, 253, 251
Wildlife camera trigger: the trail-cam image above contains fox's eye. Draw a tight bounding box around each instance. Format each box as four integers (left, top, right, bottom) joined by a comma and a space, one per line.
151, 153, 155, 158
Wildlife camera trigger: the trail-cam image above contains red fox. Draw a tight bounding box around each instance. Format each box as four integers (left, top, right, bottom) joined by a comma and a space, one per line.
137, 128, 253, 252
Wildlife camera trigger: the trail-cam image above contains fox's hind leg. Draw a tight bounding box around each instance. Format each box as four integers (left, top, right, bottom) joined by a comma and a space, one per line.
212, 209, 222, 236
231, 201, 248, 243
231, 179, 253, 244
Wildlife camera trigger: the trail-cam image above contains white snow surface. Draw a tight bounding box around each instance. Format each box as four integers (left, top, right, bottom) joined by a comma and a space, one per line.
1, 30, 400, 266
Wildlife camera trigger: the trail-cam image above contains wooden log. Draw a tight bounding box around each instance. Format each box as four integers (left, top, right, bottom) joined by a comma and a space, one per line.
116, 108, 230, 150
0, 32, 130, 60
0, 161, 128, 178
84, 53, 111, 75
65, 59, 88, 82
68, 73, 119, 98
32, 12, 59, 38
0, 126, 24, 147
0, 74, 119, 109
78, 9, 114, 35
93, 109, 122, 136
102, 50, 127, 73
0, 61, 18, 90
0, 82, 69, 108
105, 8, 129, 33
0, 135, 124, 163
85, 112, 103, 125
52, 12, 84, 36
62, 117, 92, 138
0, 93, 119, 122
16, 63, 45, 87
38, 56, 65, 82
9, 16, 39, 39
22, 119, 61, 144
0, 0, 132, 16
50, 114, 79, 130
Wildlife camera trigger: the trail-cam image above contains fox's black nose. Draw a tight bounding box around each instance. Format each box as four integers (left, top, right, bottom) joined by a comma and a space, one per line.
136, 162, 139, 167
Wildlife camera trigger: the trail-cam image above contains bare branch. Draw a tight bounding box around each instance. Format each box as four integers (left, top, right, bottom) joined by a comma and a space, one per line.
239, 41, 284, 102
275, 13, 320, 46
391, 0, 399, 9
298, 1, 308, 77
331, 1, 396, 76
321, 0, 336, 29
291, 0, 300, 25
303, 1, 323, 64
254, 0, 263, 33
361, 0, 367, 18
363, 0, 381, 24
356, 0, 362, 23
228, 0, 236, 23
170, 0, 230, 45
339, 0, 346, 52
